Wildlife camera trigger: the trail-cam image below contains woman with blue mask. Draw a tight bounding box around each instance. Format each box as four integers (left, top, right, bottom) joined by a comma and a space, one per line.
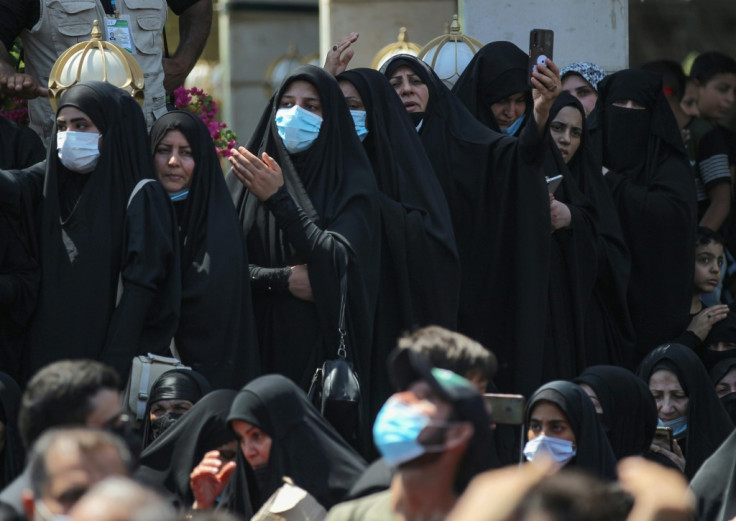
227, 66, 380, 453
638, 343, 733, 479
336, 68, 461, 420
523, 380, 617, 480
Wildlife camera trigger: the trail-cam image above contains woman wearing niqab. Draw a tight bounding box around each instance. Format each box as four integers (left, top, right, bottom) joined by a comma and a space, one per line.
218, 375, 367, 518
0, 81, 180, 381
380, 54, 553, 397
336, 67, 460, 415
596, 70, 697, 361
150, 111, 259, 389
227, 66, 380, 408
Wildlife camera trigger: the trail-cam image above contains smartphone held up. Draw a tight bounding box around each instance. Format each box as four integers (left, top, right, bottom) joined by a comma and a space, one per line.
528, 28, 554, 87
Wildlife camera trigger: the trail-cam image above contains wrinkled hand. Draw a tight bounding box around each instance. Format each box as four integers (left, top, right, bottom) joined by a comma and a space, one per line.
229, 147, 284, 202
289, 264, 314, 302
0, 70, 48, 99
687, 304, 729, 341
531, 58, 561, 131
618, 456, 693, 521
162, 56, 191, 94
550, 193, 571, 231
190, 450, 237, 510
323, 32, 358, 76
649, 438, 686, 474
447, 457, 557, 521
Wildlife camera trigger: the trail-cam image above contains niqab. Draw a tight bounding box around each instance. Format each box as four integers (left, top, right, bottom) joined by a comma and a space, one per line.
151, 110, 259, 388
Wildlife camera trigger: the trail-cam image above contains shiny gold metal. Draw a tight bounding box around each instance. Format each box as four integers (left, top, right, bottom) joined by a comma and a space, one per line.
371, 27, 422, 70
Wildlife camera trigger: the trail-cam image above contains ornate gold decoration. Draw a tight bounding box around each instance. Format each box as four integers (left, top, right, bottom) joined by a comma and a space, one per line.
418, 15, 483, 87
371, 27, 422, 70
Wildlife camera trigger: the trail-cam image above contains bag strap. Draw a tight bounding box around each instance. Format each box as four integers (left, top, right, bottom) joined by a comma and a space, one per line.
337, 269, 347, 360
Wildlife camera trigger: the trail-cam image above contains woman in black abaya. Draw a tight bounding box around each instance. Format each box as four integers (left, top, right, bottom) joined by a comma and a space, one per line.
0, 373, 24, 489
335, 67, 461, 416
151, 111, 259, 389
380, 54, 558, 397
227, 67, 380, 415
596, 70, 697, 361
637, 343, 733, 479
0, 81, 180, 381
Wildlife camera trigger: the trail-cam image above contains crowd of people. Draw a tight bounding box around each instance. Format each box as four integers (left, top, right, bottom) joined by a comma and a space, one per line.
2, 1, 736, 517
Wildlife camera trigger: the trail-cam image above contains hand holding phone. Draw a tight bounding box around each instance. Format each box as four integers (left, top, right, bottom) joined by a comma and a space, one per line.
653, 426, 674, 452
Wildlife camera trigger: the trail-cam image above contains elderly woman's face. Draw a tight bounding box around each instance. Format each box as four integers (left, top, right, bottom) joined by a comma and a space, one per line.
279, 80, 323, 117
388, 66, 429, 113
231, 420, 272, 469
649, 369, 688, 421
154, 129, 195, 193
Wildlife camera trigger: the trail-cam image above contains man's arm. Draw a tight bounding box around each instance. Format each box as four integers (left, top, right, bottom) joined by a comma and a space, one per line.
162, 0, 212, 94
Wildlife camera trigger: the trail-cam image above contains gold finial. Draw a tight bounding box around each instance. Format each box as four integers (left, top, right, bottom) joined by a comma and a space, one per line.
90, 19, 102, 40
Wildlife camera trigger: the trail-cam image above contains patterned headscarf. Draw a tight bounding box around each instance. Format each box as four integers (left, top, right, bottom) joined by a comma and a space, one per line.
560, 62, 607, 91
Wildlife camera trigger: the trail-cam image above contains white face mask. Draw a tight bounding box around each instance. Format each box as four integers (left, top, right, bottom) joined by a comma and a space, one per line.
57, 131, 101, 174
523, 435, 577, 466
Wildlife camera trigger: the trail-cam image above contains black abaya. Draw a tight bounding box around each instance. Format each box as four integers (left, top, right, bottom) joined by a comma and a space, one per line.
336, 68, 461, 417
596, 70, 697, 361
219, 375, 367, 516
151, 111, 259, 389
637, 343, 733, 479
380, 55, 550, 397
226, 67, 380, 416
0, 373, 24, 489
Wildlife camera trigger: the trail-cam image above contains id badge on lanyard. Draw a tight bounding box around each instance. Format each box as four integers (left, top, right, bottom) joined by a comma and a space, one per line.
105, 0, 136, 55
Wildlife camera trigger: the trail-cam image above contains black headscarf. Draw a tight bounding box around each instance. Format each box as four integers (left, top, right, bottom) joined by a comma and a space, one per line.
526, 381, 617, 480
150, 110, 259, 388
452, 41, 533, 133
596, 70, 696, 360
381, 55, 550, 397
574, 365, 657, 459
134, 389, 237, 508
336, 68, 461, 416
26, 81, 180, 379
227, 66, 380, 416
0, 115, 44, 383
637, 343, 733, 479
549, 93, 636, 369
0, 373, 24, 489
218, 375, 367, 516
140, 368, 213, 450
701, 312, 736, 370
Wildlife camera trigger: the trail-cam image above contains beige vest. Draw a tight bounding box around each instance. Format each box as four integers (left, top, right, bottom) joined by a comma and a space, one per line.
23, 0, 168, 144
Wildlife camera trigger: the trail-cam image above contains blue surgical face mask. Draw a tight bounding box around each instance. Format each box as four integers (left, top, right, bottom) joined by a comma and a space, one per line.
501, 113, 526, 136
658, 416, 687, 437
373, 397, 447, 467
275, 105, 323, 154
349, 110, 369, 142
523, 435, 577, 466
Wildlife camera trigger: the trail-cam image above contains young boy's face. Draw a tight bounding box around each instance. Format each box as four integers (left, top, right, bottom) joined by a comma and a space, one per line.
681, 81, 700, 118
697, 73, 736, 121
694, 240, 725, 295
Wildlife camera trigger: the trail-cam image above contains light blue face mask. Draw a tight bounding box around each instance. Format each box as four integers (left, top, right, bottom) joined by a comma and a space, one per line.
350, 110, 369, 142
169, 189, 189, 201
523, 435, 577, 466
658, 416, 687, 437
373, 397, 447, 467
275, 105, 323, 153
501, 113, 526, 136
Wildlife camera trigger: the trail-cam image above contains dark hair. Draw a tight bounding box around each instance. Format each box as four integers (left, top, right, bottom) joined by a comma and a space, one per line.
691, 52, 736, 85
696, 226, 724, 249
27, 427, 131, 497
19, 360, 120, 448
640, 60, 687, 101
399, 326, 497, 381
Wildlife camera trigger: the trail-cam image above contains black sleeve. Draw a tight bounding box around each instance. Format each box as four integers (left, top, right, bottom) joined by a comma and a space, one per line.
0, 0, 38, 50
165, 0, 200, 16
671, 329, 701, 350
249, 265, 292, 295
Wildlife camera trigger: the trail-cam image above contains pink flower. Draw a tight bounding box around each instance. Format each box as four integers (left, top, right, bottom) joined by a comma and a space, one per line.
173, 86, 238, 158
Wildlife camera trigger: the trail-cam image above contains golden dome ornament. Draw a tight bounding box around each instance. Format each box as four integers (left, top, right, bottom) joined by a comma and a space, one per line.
418, 15, 483, 88
371, 27, 422, 70
48, 20, 145, 112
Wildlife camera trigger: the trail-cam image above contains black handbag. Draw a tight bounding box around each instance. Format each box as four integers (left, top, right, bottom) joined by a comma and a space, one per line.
307, 269, 361, 442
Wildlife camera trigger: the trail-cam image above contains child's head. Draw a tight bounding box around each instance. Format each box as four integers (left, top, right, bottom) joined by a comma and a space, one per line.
694, 226, 725, 296
681, 77, 700, 118
690, 51, 736, 122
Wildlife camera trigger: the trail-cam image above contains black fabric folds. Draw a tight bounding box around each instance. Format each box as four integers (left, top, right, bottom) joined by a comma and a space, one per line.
596, 70, 696, 361
18, 81, 180, 380
380, 55, 550, 397
526, 380, 617, 480
452, 41, 533, 133
140, 368, 212, 450
637, 343, 733, 478
134, 389, 237, 508
219, 375, 367, 515
151, 110, 259, 388
0, 373, 24, 489
336, 68, 461, 416
227, 66, 379, 397
574, 365, 657, 459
